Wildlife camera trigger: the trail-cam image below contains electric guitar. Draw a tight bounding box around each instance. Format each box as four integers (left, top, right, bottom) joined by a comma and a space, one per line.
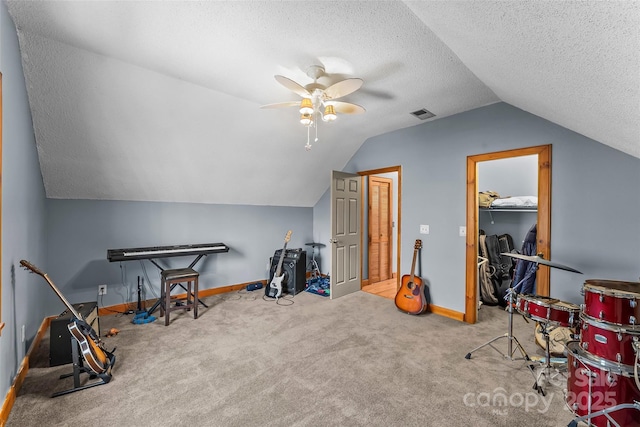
267, 230, 292, 298
394, 239, 428, 315
20, 260, 115, 377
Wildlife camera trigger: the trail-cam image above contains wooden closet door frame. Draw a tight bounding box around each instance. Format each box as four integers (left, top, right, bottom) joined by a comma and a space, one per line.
464, 145, 551, 324
368, 175, 393, 283
0, 73, 4, 334
358, 166, 402, 291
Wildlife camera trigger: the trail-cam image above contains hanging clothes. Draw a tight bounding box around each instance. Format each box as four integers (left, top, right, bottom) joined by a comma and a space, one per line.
512, 223, 537, 294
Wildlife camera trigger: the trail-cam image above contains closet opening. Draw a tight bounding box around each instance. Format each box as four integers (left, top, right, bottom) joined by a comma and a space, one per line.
464, 145, 551, 324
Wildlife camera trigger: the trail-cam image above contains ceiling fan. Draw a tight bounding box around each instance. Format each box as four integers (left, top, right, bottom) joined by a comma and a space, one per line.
261, 65, 366, 150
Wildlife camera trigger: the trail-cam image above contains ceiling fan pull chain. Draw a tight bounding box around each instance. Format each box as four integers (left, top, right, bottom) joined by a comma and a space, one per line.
305, 124, 312, 151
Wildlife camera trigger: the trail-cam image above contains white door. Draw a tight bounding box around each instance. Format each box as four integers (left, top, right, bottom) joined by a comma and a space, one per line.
330, 171, 362, 299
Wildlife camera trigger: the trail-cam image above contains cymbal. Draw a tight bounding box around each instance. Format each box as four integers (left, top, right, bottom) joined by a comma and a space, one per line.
501, 252, 583, 274
305, 242, 326, 248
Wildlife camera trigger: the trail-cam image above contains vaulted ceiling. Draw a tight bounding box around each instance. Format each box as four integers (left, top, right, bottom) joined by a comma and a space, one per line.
6, 1, 639, 207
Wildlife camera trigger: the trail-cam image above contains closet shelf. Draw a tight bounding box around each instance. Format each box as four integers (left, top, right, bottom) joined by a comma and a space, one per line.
480, 207, 537, 224
480, 207, 537, 213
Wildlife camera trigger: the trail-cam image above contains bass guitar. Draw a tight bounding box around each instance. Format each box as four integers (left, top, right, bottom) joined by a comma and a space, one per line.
267, 230, 292, 299
394, 239, 428, 315
20, 260, 115, 378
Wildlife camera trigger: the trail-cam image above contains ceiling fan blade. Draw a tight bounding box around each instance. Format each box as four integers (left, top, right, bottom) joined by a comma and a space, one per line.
324, 78, 363, 100
330, 101, 366, 114
274, 75, 310, 98
260, 101, 301, 109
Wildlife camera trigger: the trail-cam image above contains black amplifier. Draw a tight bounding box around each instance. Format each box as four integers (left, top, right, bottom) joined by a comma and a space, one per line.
273, 248, 305, 261
50, 301, 100, 367
268, 248, 307, 296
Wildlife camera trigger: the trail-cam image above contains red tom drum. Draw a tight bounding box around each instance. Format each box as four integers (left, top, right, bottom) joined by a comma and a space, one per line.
566, 341, 640, 427
580, 313, 640, 366
582, 280, 640, 327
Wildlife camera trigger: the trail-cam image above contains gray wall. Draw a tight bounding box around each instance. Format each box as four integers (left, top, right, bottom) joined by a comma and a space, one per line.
315, 103, 640, 310
312, 187, 330, 276
45, 199, 313, 309
1, 1, 48, 401
2, 5, 639, 409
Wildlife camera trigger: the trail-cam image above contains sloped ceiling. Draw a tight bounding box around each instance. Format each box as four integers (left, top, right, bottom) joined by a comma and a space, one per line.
6, 1, 639, 207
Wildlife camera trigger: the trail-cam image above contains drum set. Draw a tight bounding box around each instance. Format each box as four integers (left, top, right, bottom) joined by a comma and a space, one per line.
465, 253, 640, 427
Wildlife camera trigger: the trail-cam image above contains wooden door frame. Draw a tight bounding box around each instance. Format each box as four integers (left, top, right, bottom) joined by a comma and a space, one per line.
465, 145, 551, 324
0, 73, 4, 334
368, 175, 393, 283
358, 166, 402, 291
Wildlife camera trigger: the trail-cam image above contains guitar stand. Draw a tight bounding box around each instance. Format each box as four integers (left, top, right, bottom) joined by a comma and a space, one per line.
52, 337, 115, 397
465, 288, 539, 390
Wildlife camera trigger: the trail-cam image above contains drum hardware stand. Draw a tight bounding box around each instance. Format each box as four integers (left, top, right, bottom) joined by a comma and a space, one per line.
305, 242, 325, 279
465, 287, 540, 389
534, 322, 567, 394
567, 401, 640, 427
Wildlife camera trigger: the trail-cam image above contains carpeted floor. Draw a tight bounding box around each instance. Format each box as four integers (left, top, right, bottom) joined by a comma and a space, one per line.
8, 290, 578, 426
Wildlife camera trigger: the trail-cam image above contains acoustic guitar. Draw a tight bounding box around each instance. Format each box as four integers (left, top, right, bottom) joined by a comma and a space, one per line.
267, 230, 292, 299
394, 239, 428, 315
20, 260, 114, 377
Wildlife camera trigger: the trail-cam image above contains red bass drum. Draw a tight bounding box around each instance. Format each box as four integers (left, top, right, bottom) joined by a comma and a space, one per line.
566, 341, 640, 427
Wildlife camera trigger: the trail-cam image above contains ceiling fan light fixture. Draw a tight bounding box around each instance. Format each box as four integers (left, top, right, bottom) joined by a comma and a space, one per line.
300, 113, 313, 126
322, 105, 337, 122
299, 98, 314, 115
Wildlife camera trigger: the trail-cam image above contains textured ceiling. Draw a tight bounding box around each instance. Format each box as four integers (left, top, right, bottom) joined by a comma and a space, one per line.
6, 1, 639, 207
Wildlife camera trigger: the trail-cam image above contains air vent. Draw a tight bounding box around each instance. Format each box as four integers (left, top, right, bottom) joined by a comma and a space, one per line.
410, 108, 436, 120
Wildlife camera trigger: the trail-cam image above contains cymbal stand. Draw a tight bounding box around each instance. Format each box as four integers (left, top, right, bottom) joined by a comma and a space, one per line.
305, 242, 325, 279
465, 288, 539, 388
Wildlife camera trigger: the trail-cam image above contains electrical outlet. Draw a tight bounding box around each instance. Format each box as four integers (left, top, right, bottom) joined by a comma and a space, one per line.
419, 224, 429, 234
98, 284, 107, 295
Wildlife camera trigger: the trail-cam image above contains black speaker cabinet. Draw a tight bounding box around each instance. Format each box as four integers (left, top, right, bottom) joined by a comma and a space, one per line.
50, 301, 100, 367
267, 248, 307, 296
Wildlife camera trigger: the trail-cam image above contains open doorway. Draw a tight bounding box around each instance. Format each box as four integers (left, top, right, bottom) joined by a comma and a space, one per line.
358, 166, 401, 299
464, 145, 551, 324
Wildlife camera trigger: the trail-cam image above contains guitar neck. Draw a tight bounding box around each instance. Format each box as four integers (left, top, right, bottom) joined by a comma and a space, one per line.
20, 260, 84, 321
44, 274, 83, 320
409, 248, 418, 282
275, 244, 288, 276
